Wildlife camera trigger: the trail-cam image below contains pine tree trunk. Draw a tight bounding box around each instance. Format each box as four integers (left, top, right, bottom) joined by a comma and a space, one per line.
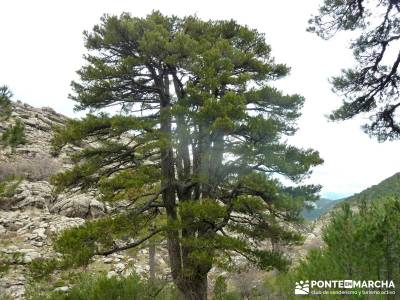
178, 277, 208, 300
157, 71, 184, 292
149, 243, 156, 282
158, 70, 208, 300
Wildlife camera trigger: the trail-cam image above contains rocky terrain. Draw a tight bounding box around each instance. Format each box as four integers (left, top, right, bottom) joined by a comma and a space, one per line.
0, 102, 169, 299
0, 101, 325, 299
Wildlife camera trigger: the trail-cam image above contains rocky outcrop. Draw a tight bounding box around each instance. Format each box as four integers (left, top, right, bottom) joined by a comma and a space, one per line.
0, 209, 85, 299
0, 179, 107, 218
0, 102, 169, 299
0, 102, 67, 161
50, 192, 107, 218
0, 101, 107, 218
0, 207, 168, 299
10, 181, 53, 210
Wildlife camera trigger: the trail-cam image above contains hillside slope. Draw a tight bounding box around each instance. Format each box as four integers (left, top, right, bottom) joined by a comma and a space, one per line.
343, 172, 400, 205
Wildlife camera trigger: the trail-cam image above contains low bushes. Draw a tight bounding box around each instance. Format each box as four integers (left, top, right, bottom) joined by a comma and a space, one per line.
0, 176, 21, 198
1, 119, 26, 148
27, 273, 180, 300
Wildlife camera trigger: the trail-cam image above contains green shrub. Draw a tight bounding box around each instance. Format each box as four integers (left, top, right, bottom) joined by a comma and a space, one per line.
0, 251, 25, 278
213, 276, 228, 300
1, 119, 26, 148
0, 176, 21, 197
275, 198, 400, 299
223, 292, 243, 300
0, 262, 10, 275
0, 85, 12, 120
28, 258, 62, 280
27, 273, 180, 300
0, 176, 22, 209
0, 294, 13, 300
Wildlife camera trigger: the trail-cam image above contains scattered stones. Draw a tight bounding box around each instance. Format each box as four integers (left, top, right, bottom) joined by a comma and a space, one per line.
114, 263, 126, 273
0, 274, 27, 299
0, 102, 127, 299
31, 227, 46, 240
103, 257, 113, 264
0, 206, 169, 299
22, 251, 41, 263
31, 241, 44, 247
54, 286, 70, 292
107, 271, 117, 278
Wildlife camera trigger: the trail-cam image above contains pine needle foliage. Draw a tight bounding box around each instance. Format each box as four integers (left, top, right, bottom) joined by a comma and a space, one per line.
309, 0, 400, 141
27, 273, 180, 300
278, 197, 400, 299
0, 85, 12, 120
1, 119, 26, 148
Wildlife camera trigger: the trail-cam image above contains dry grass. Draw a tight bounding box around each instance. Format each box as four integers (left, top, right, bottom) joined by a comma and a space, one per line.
0, 155, 62, 181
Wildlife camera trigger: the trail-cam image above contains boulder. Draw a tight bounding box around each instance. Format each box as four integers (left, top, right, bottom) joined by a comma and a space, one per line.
50, 193, 106, 218
8, 181, 53, 210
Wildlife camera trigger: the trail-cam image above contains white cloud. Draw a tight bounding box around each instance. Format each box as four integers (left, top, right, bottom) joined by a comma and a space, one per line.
1, 0, 399, 198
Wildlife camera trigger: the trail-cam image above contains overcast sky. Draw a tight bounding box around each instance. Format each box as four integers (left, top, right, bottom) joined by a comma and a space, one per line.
1, 0, 400, 199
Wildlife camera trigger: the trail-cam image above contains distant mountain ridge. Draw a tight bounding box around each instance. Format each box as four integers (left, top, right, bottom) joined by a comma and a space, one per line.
302, 198, 342, 220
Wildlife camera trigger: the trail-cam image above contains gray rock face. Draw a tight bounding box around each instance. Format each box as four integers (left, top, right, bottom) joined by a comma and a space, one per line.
0, 208, 167, 300
0, 101, 107, 218
11, 181, 53, 210
50, 193, 107, 218
1, 179, 107, 218
0, 101, 67, 161
0, 102, 111, 298
0, 102, 151, 299
0, 209, 85, 299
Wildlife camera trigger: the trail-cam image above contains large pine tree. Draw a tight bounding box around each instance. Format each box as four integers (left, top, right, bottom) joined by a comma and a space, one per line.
52, 12, 322, 299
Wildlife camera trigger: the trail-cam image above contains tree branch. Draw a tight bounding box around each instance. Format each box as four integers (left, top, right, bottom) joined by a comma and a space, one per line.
96, 229, 163, 256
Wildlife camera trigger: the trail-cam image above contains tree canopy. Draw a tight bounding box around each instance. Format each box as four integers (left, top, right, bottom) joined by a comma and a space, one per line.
52, 12, 322, 299
309, 0, 400, 141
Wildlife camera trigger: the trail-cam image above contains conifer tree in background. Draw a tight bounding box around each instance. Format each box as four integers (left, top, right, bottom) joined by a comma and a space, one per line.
52, 12, 322, 299
0, 85, 13, 120
279, 198, 400, 299
0, 86, 26, 149
309, 0, 400, 141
